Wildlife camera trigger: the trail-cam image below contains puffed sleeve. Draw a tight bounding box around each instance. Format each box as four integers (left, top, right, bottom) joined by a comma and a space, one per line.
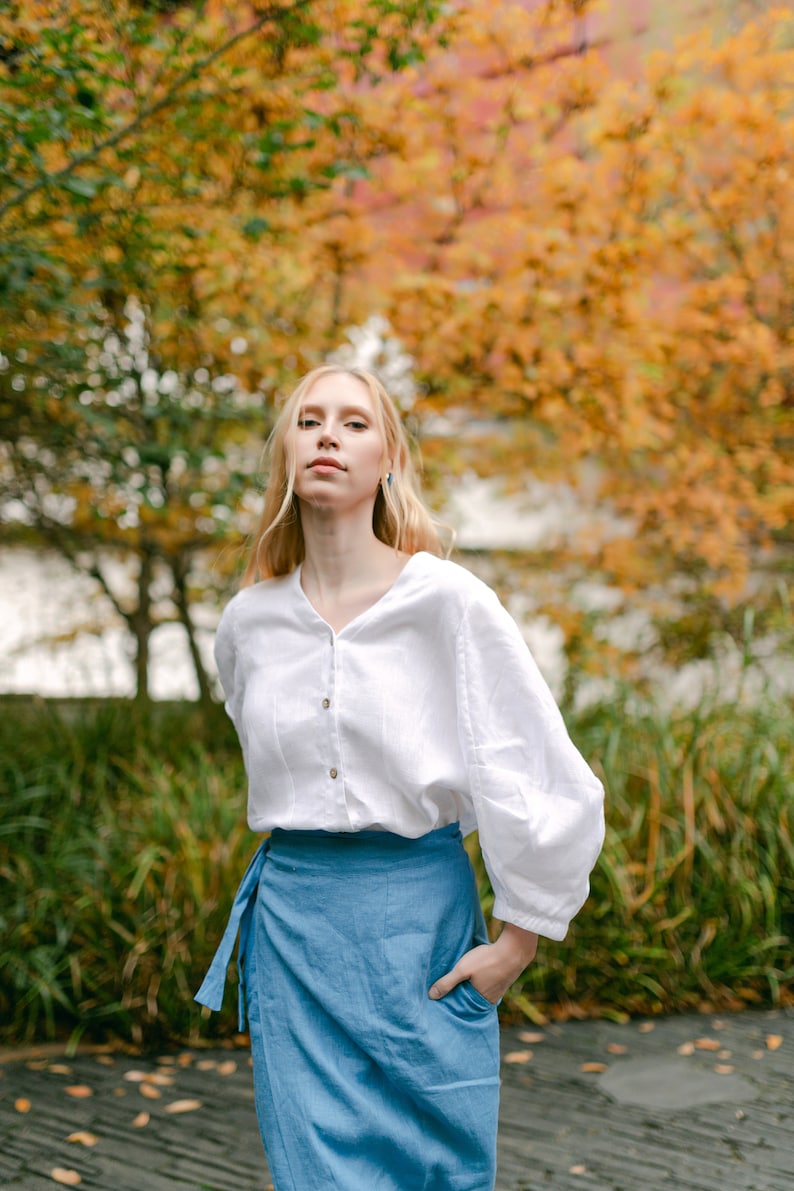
456, 585, 605, 940
213, 599, 242, 730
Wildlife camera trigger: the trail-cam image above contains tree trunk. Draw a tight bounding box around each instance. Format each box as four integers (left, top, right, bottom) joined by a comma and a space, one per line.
171, 552, 214, 707
130, 549, 154, 705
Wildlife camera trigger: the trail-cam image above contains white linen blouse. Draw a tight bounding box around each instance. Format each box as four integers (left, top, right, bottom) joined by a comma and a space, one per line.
214, 550, 605, 941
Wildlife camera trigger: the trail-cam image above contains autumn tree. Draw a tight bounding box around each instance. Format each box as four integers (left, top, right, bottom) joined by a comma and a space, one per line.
0, 0, 441, 701
338, 1, 794, 679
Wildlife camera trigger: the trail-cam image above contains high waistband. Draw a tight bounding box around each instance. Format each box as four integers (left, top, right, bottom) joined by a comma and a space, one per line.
269, 822, 462, 851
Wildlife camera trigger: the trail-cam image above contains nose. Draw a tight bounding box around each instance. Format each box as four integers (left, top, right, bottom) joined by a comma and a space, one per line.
317, 423, 339, 449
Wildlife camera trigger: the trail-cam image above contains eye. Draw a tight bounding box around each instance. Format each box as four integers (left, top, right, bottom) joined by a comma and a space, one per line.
297, 417, 319, 429
347, 420, 369, 430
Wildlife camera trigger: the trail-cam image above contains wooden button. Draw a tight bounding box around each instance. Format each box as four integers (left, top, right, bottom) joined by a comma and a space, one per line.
329, 768, 338, 779
322, 698, 330, 709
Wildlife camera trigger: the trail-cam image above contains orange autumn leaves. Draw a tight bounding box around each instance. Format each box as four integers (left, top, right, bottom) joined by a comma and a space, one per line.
350, 3, 794, 604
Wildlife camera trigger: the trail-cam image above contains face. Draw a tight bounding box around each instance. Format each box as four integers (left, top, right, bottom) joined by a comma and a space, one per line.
290, 372, 388, 512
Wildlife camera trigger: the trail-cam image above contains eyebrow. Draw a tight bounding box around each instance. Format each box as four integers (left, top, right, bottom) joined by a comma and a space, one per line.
299, 404, 372, 420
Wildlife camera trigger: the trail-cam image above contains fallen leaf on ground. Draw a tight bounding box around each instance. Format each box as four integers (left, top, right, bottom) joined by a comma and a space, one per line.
66, 1132, 98, 1147
48, 1064, 72, 1076
580, 1062, 607, 1073
177, 1052, 194, 1067
132, 1111, 150, 1128
196, 1059, 217, 1071
123, 1071, 147, 1083
144, 1072, 174, 1087
139, 1083, 161, 1100
15, 1098, 31, 1113
718, 1049, 732, 1060
638, 1022, 655, 1033
606, 1043, 627, 1055
677, 1042, 695, 1055
95, 1056, 115, 1067
503, 1051, 532, 1064
51, 1170, 81, 1186
694, 1038, 721, 1051
517, 1031, 545, 1044
569, 1165, 587, 1175
766, 1034, 783, 1051
65, 1086, 93, 1099
217, 1060, 237, 1076
164, 1099, 203, 1114
752, 1049, 765, 1060
714, 1064, 735, 1075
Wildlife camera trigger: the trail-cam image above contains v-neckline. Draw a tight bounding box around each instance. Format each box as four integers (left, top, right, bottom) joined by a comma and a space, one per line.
293, 552, 424, 637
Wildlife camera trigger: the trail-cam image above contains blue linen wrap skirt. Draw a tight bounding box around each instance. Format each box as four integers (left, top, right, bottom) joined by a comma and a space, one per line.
195, 822, 501, 1191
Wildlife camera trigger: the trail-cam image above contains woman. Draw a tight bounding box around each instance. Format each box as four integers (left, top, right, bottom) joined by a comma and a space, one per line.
196, 364, 605, 1191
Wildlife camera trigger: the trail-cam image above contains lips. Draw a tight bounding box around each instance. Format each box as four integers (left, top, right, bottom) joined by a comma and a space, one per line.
308, 456, 345, 470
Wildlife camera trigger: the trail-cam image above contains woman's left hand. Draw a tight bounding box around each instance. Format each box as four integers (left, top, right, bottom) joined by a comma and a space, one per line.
428, 923, 539, 1005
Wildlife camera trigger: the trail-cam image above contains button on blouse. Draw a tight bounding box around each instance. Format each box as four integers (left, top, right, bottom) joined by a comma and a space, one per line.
213, 551, 605, 941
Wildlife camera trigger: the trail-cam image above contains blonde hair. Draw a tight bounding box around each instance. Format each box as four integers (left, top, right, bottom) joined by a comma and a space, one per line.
241, 365, 448, 585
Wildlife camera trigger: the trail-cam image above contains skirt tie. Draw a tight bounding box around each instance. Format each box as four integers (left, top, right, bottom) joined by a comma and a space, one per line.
194, 837, 269, 1031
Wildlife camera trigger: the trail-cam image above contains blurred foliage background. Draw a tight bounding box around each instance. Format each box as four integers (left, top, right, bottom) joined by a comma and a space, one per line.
1, 0, 792, 1046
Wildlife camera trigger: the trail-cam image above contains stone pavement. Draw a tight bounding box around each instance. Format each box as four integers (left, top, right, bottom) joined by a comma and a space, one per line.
1, 1007, 791, 1190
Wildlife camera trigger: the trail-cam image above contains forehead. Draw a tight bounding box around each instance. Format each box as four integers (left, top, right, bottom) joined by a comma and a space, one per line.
300, 372, 376, 414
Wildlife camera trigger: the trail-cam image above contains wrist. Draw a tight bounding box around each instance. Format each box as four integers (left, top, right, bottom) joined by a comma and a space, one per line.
497, 922, 539, 964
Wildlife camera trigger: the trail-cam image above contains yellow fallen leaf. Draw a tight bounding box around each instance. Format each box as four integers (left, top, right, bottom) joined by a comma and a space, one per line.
517, 1031, 545, 1044
694, 1038, 721, 1051
139, 1084, 161, 1100
176, 1052, 194, 1067
144, 1072, 174, 1087
48, 1064, 72, 1076
217, 1060, 237, 1076
196, 1059, 217, 1071
606, 1043, 627, 1055
51, 1170, 82, 1186
66, 1132, 98, 1147
714, 1064, 734, 1075
638, 1022, 655, 1033
570, 1165, 587, 1175
65, 1086, 93, 1099
503, 1050, 532, 1064
677, 1042, 695, 1056
95, 1056, 116, 1067
123, 1071, 147, 1083
766, 1034, 783, 1051
15, 1098, 31, 1114
580, 1062, 607, 1073
163, 1099, 203, 1114
132, 1111, 150, 1129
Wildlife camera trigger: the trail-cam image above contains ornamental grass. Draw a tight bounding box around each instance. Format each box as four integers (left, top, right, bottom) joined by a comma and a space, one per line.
1, 691, 791, 1048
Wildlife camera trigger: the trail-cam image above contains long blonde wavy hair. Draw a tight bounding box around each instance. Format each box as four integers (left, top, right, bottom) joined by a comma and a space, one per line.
241, 365, 448, 585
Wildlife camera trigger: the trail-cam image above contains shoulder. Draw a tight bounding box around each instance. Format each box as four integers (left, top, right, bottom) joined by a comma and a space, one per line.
217, 572, 296, 630
410, 552, 505, 620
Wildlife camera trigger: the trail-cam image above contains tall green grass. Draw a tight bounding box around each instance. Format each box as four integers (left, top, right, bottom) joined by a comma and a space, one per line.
496, 688, 794, 1023
0, 698, 251, 1049
1, 692, 791, 1047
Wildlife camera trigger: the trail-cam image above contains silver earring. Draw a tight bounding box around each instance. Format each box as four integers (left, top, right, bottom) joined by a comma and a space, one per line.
386, 472, 393, 487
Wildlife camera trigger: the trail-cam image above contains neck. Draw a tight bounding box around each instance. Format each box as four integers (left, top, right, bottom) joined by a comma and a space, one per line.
299, 502, 390, 595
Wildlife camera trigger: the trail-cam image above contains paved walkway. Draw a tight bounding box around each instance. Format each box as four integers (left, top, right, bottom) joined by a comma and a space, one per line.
1, 1007, 791, 1190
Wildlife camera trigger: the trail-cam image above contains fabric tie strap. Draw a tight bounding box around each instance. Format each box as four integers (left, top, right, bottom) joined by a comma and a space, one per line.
194, 838, 270, 1032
